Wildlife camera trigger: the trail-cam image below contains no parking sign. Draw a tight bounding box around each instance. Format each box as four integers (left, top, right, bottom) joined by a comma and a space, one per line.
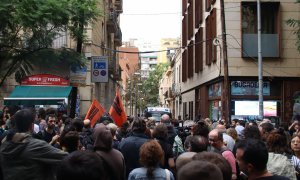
91, 56, 108, 82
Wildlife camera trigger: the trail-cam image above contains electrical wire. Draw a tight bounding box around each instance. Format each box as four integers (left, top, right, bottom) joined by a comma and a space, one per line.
91, 38, 214, 54
122, 12, 181, 16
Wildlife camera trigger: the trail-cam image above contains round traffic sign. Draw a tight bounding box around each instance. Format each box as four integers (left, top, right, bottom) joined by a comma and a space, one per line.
93, 70, 99, 76
100, 70, 107, 76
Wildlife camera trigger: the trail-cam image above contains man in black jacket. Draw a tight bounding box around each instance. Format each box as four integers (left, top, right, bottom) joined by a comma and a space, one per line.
0, 109, 68, 180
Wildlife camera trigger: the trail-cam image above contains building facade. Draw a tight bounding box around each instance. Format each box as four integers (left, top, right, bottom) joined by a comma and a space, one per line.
118, 45, 140, 115
1, 0, 123, 116
180, 0, 300, 123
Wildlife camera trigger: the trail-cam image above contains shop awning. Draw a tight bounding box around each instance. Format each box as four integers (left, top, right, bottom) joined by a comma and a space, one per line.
4, 86, 72, 106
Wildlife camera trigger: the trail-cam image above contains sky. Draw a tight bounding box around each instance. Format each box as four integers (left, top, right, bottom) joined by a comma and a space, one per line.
120, 0, 181, 47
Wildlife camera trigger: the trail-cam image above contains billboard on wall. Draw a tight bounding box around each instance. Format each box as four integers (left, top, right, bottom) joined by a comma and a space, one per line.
91, 56, 108, 83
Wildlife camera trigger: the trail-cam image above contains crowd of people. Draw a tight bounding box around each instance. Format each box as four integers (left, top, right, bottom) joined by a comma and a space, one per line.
0, 105, 300, 180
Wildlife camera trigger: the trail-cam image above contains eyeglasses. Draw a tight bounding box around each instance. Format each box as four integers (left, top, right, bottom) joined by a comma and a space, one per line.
291, 140, 300, 144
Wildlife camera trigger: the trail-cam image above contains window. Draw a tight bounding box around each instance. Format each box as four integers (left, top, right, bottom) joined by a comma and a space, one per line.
195, 0, 203, 28
205, 9, 217, 65
241, 2, 280, 58
188, 0, 194, 39
195, 28, 203, 73
182, 50, 187, 82
242, 2, 279, 34
188, 41, 194, 78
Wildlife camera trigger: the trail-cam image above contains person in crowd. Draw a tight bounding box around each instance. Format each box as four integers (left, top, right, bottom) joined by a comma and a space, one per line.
93, 123, 126, 180
192, 120, 210, 138
60, 131, 80, 153
291, 134, 300, 179
227, 127, 238, 142
193, 152, 232, 180
106, 122, 120, 149
259, 122, 274, 141
119, 118, 150, 177
244, 125, 262, 140
152, 124, 175, 170
0, 109, 68, 180
35, 108, 46, 126
175, 152, 197, 172
41, 114, 59, 145
146, 117, 156, 136
204, 118, 213, 130
56, 150, 108, 180
160, 114, 177, 146
232, 119, 245, 139
279, 122, 292, 146
71, 117, 84, 132
128, 140, 175, 180
79, 119, 94, 150
236, 139, 289, 180
185, 135, 208, 153
216, 124, 235, 151
289, 120, 300, 136
208, 129, 237, 179
178, 161, 223, 180
116, 121, 130, 141
266, 129, 296, 180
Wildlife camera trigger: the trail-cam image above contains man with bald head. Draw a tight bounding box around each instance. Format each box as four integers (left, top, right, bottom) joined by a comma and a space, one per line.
209, 129, 237, 179
80, 119, 94, 150
160, 114, 177, 146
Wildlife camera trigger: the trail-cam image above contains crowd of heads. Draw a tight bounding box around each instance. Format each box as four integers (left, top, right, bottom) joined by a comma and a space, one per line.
1, 106, 300, 180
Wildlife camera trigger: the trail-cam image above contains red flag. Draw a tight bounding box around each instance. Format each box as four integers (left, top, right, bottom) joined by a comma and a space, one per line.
85, 99, 106, 127
109, 88, 127, 127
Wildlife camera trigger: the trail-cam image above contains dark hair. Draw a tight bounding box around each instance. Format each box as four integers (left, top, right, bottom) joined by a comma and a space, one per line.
131, 118, 146, 133
193, 152, 232, 180
244, 125, 261, 140
178, 161, 223, 180
38, 108, 46, 119
192, 120, 210, 138
60, 131, 79, 153
266, 128, 289, 154
189, 135, 208, 153
232, 119, 239, 123
46, 114, 56, 122
139, 140, 164, 178
12, 109, 34, 132
56, 151, 108, 180
260, 123, 274, 133
236, 139, 268, 171
152, 124, 168, 140
71, 118, 84, 132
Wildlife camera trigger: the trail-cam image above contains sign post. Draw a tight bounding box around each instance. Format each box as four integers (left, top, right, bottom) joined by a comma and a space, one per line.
91, 56, 108, 83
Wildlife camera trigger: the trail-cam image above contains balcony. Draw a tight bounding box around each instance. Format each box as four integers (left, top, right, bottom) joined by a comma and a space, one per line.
242, 34, 279, 58
115, 0, 123, 13
114, 28, 122, 46
107, 10, 119, 33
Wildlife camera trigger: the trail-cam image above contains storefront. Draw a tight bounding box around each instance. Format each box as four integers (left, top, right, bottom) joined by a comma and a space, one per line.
230, 80, 281, 123
4, 74, 77, 117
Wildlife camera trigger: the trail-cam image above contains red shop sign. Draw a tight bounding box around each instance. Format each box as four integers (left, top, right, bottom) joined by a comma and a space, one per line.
21, 74, 70, 86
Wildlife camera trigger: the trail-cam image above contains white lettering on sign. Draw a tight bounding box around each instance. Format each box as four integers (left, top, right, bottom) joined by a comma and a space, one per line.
29, 77, 41, 81
47, 78, 61, 82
